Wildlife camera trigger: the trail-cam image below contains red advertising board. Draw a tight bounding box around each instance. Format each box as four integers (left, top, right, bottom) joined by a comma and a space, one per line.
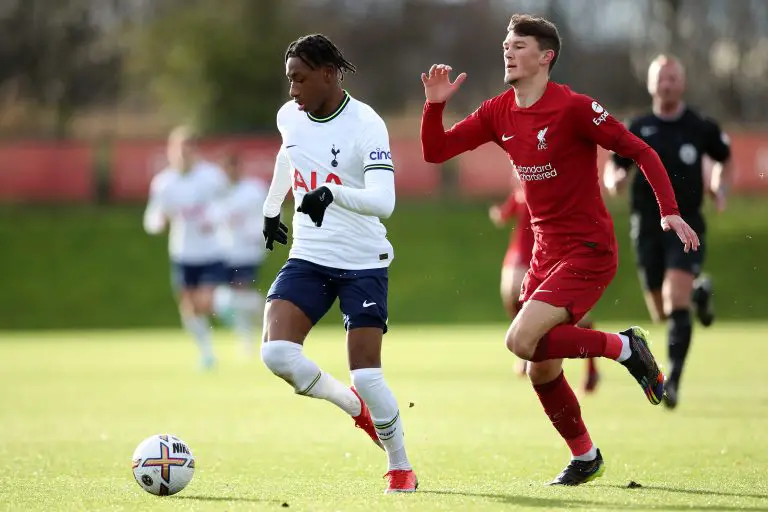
0, 142, 93, 201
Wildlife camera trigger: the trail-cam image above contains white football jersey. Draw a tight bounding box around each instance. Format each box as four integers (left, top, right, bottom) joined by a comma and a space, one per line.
144, 161, 228, 264
270, 93, 395, 270
215, 178, 268, 266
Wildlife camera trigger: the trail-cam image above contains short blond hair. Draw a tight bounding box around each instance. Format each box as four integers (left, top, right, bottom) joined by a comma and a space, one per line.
647, 54, 685, 83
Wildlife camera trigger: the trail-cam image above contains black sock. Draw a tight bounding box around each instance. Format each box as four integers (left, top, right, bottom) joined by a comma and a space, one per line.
668, 309, 692, 385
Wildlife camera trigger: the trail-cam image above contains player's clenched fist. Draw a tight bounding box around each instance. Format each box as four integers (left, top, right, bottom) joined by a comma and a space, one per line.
421, 64, 467, 103
297, 186, 334, 227
263, 214, 288, 251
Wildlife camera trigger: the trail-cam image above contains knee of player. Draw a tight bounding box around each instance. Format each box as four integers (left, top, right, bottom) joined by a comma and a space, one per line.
505, 327, 536, 360
260, 340, 298, 377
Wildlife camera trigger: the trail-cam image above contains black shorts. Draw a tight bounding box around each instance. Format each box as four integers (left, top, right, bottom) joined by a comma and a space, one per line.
630, 213, 706, 291
267, 258, 389, 333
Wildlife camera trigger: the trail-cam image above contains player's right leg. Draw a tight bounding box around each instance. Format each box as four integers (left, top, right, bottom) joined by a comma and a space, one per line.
260, 260, 373, 440
528, 359, 605, 486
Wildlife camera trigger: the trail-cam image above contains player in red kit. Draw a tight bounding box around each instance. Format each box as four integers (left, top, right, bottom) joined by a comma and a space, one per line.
490, 183, 600, 392
421, 14, 699, 485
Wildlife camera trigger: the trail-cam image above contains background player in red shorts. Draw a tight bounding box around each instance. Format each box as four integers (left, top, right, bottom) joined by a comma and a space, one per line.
490, 185, 600, 392
421, 14, 699, 485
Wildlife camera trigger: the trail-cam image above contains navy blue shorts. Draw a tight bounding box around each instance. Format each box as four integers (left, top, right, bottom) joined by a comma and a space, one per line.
171, 261, 226, 291
225, 264, 261, 287
267, 258, 389, 333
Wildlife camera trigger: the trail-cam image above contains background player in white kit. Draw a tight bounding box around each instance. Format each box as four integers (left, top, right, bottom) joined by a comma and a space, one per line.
212, 152, 268, 356
260, 34, 417, 494
143, 126, 228, 369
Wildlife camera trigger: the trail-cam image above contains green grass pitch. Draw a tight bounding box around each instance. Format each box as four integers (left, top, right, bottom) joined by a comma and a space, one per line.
1, 323, 767, 511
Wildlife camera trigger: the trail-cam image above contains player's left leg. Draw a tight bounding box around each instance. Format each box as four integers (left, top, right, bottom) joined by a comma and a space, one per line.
528, 359, 605, 485
660, 229, 705, 409
506, 260, 665, 405
340, 269, 417, 494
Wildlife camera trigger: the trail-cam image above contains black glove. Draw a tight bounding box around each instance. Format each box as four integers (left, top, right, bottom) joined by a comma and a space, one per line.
263, 214, 288, 251
297, 186, 334, 227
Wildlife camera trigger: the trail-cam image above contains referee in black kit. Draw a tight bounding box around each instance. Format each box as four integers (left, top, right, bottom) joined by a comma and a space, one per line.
604, 54, 733, 410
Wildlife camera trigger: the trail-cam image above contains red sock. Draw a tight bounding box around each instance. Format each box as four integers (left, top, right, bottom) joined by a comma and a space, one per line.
531, 325, 623, 362
533, 371, 593, 457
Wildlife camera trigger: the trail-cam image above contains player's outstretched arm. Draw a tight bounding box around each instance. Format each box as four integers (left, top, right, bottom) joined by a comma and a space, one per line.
572, 95, 698, 252
420, 65, 494, 163
262, 147, 291, 250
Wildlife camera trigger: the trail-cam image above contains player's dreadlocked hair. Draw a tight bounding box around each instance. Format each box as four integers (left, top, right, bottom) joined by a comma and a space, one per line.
285, 34, 356, 77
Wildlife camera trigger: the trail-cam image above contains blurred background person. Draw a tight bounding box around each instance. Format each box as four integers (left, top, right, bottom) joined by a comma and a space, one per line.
212, 151, 269, 357
143, 126, 229, 370
604, 54, 733, 409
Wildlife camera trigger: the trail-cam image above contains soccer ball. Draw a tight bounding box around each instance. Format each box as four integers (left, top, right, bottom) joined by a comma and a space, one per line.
132, 434, 195, 496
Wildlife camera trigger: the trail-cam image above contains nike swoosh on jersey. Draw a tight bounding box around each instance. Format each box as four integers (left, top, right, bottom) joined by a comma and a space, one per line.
501, 134, 515, 141
363, 300, 376, 307
286, 144, 297, 148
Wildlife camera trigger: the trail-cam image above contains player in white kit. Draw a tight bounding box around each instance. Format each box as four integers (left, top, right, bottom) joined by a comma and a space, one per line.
213, 152, 268, 356
260, 34, 417, 494
143, 126, 228, 369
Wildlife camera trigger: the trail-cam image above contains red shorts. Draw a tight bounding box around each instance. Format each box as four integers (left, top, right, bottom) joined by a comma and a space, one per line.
520, 249, 617, 324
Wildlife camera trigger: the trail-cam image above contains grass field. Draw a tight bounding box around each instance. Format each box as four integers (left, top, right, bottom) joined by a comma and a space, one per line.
2, 323, 768, 511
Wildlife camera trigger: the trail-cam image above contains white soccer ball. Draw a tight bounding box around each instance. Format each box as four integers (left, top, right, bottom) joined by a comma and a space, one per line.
132, 434, 195, 496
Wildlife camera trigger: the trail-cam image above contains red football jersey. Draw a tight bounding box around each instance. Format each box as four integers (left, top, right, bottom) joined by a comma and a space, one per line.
422, 82, 679, 264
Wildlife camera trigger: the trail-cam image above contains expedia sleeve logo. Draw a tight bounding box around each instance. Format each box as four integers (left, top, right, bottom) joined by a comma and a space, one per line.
591, 101, 610, 126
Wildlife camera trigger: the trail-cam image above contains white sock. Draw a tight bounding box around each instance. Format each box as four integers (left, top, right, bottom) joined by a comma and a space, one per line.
182, 315, 214, 359
232, 289, 263, 348
572, 445, 598, 461
351, 368, 411, 471
261, 341, 361, 416
617, 334, 631, 362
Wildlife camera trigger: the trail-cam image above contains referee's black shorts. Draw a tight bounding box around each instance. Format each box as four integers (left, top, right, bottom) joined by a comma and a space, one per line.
630, 212, 706, 291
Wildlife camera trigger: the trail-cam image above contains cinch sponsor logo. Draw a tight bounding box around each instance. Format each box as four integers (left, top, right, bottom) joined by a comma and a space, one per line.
515, 162, 558, 181
368, 148, 392, 161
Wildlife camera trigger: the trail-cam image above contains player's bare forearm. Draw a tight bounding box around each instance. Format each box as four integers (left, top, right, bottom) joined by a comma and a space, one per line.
603, 161, 629, 197
710, 158, 732, 194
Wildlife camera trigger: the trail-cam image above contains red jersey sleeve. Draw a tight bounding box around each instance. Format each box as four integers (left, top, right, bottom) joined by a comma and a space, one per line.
570, 95, 680, 217
421, 100, 496, 163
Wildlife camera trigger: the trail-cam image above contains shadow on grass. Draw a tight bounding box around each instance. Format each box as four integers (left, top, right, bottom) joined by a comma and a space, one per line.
173, 495, 283, 504
420, 489, 768, 511
603, 483, 768, 502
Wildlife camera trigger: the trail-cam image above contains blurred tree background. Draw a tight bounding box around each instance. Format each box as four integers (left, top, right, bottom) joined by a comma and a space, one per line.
0, 0, 765, 139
